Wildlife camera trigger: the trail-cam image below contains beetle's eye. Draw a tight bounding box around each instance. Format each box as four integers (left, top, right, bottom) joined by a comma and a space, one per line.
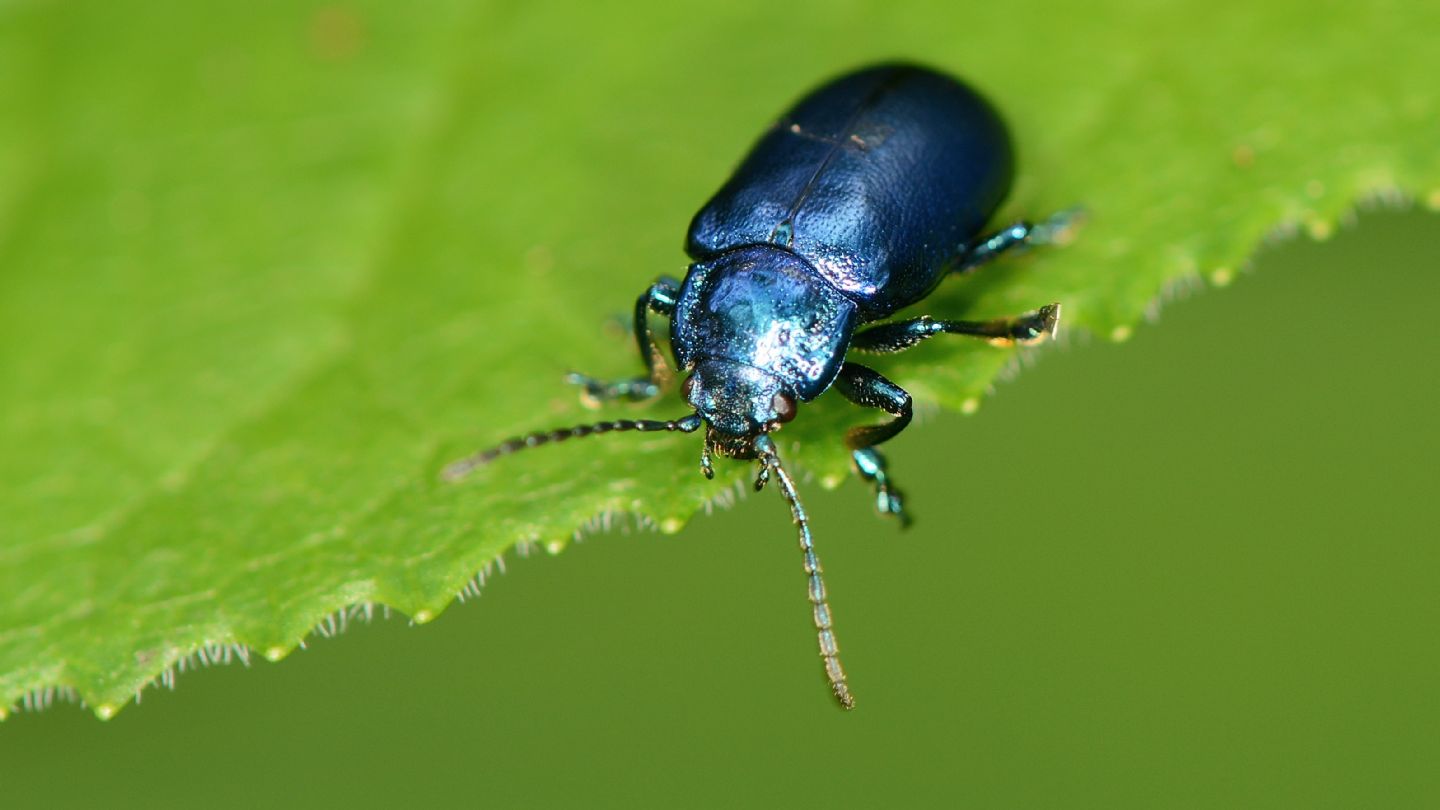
771, 391, 797, 423
681, 375, 697, 400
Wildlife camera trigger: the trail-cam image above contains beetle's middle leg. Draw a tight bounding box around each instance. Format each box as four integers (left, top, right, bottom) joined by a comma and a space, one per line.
835, 362, 913, 527
950, 208, 1081, 274
850, 304, 1060, 353
567, 275, 680, 404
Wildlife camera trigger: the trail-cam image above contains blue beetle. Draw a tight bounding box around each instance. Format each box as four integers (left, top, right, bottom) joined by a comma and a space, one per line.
446, 63, 1070, 710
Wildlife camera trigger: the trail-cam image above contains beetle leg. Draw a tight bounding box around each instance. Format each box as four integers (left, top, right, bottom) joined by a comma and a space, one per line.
850, 304, 1060, 353
835, 363, 913, 526
852, 446, 908, 527
950, 208, 1082, 274
567, 276, 681, 404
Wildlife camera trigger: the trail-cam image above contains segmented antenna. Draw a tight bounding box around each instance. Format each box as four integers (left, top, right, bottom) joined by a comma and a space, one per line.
755, 435, 855, 710
442, 413, 703, 481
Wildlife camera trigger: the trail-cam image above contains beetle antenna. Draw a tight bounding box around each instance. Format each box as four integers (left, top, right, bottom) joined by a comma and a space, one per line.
442, 413, 703, 481
754, 435, 855, 710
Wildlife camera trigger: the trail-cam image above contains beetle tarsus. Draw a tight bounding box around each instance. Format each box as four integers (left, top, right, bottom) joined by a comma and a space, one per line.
753, 460, 771, 491
988, 302, 1062, 346
565, 371, 660, 405
699, 440, 716, 480
952, 207, 1084, 274
851, 447, 911, 527
1029, 206, 1087, 247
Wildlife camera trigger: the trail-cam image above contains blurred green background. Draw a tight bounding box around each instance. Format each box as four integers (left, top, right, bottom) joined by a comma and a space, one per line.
2, 211, 1436, 806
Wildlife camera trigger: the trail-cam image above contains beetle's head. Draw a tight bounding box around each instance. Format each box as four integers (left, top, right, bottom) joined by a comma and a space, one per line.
683, 359, 797, 461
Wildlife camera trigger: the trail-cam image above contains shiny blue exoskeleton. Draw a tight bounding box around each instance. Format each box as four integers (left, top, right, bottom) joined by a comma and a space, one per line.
446, 63, 1071, 711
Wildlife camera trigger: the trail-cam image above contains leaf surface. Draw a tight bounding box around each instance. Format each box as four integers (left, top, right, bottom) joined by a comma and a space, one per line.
1, 0, 1435, 716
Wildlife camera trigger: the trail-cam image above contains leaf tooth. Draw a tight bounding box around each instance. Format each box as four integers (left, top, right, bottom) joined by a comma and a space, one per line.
231, 644, 252, 666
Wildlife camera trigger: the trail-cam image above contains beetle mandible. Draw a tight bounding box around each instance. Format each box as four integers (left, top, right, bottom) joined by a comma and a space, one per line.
446, 62, 1073, 710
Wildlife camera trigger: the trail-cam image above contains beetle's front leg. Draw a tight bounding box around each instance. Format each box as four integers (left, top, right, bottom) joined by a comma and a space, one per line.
950, 208, 1082, 274
568, 275, 681, 404
852, 446, 907, 527
835, 363, 913, 527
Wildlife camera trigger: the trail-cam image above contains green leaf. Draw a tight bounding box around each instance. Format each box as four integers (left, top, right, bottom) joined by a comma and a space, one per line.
1, 0, 1435, 718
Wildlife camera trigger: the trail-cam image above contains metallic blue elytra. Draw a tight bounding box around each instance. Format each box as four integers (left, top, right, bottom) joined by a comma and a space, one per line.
687, 64, 1013, 318
445, 62, 1072, 712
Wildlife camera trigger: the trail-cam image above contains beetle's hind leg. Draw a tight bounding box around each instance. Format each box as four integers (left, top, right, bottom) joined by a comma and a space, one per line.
950, 208, 1082, 275
568, 276, 681, 405
835, 363, 914, 527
